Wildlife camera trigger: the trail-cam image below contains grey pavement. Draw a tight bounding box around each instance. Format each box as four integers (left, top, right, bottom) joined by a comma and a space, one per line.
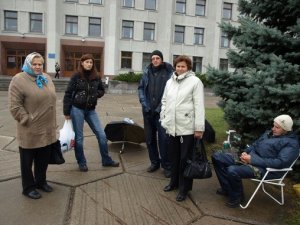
0, 90, 292, 225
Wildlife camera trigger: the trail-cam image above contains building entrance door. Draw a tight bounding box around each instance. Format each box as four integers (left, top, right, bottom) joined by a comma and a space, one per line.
6, 50, 44, 76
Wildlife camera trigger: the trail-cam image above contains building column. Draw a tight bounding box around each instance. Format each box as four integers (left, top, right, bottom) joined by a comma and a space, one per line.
104, 0, 117, 77
46, 0, 59, 74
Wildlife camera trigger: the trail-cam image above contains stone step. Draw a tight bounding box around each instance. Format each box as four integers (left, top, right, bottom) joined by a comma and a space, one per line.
0, 76, 70, 92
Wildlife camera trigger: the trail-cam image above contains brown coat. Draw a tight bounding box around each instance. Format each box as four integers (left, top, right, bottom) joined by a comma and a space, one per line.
8, 72, 57, 149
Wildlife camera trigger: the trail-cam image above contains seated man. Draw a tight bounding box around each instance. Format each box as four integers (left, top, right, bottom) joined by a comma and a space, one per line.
212, 114, 299, 208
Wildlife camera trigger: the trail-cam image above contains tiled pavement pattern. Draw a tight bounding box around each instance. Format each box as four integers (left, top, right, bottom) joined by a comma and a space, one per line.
0, 91, 293, 225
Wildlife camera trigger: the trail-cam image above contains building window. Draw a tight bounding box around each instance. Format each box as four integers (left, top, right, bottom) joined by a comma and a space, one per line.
223, 2, 232, 20
143, 22, 155, 41
123, 0, 134, 7
65, 52, 100, 72
65, 15, 78, 35
176, 0, 186, 14
121, 51, 132, 69
122, 20, 134, 39
65, 0, 78, 2
174, 25, 185, 43
5, 11, 17, 31
30, 13, 42, 33
89, 17, 101, 36
220, 58, 228, 71
221, 31, 230, 48
194, 27, 204, 45
145, 0, 156, 10
89, 0, 103, 4
195, 0, 206, 16
173, 55, 180, 63
142, 53, 151, 69
193, 57, 203, 73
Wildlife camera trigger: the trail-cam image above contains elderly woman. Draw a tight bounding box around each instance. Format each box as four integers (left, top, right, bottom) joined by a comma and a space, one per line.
8, 52, 57, 199
160, 55, 205, 202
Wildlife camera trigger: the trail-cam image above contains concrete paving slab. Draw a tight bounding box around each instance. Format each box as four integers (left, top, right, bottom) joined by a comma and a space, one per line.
3, 139, 19, 152
0, 135, 14, 150
191, 172, 288, 225
0, 150, 20, 181
193, 215, 246, 225
0, 179, 70, 225
47, 136, 122, 186
69, 173, 202, 225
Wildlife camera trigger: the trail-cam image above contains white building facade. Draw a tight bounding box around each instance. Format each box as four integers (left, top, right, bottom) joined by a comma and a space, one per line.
0, 0, 239, 77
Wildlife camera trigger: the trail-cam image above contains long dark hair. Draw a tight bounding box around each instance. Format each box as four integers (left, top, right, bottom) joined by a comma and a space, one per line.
78, 54, 99, 80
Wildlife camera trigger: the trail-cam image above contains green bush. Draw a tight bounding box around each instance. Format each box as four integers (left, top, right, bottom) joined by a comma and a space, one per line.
195, 73, 214, 88
113, 72, 214, 87
113, 72, 142, 83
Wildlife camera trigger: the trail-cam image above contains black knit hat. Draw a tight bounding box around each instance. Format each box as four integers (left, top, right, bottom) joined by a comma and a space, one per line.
151, 50, 163, 61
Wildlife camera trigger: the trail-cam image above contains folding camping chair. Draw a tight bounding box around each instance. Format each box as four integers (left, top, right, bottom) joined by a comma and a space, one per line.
240, 154, 299, 209
223, 130, 299, 209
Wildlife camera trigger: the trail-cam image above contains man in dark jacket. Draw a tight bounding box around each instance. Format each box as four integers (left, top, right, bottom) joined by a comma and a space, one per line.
212, 114, 299, 208
138, 50, 174, 178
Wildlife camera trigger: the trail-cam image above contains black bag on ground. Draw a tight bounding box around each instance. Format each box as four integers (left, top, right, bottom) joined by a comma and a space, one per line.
183, 139, 212, 179
49, 140, 65, 165
203, 119, 216, 143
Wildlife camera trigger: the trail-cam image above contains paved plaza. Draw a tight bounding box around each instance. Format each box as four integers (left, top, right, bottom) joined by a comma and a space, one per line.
0, 90, 294, 225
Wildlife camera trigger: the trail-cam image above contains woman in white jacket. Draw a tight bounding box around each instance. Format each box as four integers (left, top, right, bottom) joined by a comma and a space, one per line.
160, 55, 205, 201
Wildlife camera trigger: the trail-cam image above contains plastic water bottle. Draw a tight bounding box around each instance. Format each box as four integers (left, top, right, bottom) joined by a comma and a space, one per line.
223, 141, 230, 149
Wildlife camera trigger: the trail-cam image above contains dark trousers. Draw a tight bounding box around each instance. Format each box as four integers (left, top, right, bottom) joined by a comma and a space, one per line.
211, 152, 256, 201
143, 112, 170, 170
168, 134, 194, 195
19, 145, 51, 194
55, 71, 60, 78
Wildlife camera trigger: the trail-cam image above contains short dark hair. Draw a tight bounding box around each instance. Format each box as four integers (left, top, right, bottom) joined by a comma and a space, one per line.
173, 55, 192, 70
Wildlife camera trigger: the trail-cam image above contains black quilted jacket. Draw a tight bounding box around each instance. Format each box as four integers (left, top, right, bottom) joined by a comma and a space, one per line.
63, 72, 104, 115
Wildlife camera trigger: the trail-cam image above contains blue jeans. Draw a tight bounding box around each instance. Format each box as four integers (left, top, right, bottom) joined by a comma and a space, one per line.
71, 106, 113, 166
212, 152, 256, 201
143, 112, 171, 170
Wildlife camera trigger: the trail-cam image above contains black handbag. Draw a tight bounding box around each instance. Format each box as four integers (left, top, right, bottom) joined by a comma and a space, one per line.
183, 139, 212, 179
49, 140, 65, 165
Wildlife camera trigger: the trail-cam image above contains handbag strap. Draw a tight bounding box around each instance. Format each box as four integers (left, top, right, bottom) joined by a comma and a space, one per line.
192, 138, 208, 162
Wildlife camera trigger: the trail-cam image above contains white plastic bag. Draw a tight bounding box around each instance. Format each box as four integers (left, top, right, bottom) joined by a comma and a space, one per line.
59, 120, 75, 153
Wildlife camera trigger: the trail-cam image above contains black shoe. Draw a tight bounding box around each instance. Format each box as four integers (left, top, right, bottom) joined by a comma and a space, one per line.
103, 161, 119, 167
23, 190, 41, 199
79, 164, 88, 172
216, 188, 228, 196
164, 185, 177, 192
226, 199, 242, 208
176, 193, 187, 202
164, 170, 171, 178
37, 183, 53, 192
147, 165, 160, 173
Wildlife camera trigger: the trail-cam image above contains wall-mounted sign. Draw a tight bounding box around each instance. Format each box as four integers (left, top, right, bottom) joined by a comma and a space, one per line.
48, 53, 55, 59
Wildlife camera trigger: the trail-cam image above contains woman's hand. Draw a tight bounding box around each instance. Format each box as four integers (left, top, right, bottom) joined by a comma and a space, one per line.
194, 131, 203, 139
65, 115, 71, 120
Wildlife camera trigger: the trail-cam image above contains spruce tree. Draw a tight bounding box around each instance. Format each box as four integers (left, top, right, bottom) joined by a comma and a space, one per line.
207, 0, 300, 140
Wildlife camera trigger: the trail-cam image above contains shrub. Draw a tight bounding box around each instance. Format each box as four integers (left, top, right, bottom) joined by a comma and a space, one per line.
113, 72, 214, 87
195, 73, 214, 88
113, 72, 142, 83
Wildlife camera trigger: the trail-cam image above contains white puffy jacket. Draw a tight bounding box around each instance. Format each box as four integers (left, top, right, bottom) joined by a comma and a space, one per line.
160, 70, 205, 136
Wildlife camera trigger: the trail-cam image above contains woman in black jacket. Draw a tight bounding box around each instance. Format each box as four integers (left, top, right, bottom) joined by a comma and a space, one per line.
63, 54, 119, 171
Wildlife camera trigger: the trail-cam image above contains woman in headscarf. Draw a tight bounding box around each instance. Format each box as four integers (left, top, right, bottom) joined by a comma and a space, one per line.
8, 52, 57, 199
63, 54, 119, 172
